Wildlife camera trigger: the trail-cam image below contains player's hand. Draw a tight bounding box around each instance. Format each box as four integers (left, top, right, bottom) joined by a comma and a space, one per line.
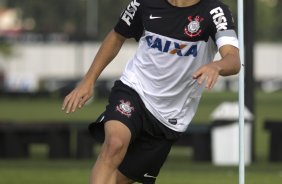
192, 62, 221, 89
62, 80, 94, 113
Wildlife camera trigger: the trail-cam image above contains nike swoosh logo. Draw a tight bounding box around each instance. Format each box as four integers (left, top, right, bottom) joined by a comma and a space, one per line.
99, 115, 105, 122
144, 173, 156, 178
149, 14, 162, 19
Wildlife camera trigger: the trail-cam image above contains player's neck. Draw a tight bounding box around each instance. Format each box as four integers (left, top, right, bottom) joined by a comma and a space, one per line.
167, 0, 201, 7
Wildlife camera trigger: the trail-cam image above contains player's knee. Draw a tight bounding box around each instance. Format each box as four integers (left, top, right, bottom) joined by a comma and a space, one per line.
103, 135, 126, 157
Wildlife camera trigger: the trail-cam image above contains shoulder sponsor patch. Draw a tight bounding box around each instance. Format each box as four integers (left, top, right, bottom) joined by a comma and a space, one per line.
210, 7, 228, 31
121, 0, 140, 26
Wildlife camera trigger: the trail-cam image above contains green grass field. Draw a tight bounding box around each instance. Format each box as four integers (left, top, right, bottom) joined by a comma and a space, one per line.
0, 156, 282, 184
0, 90, 282, 183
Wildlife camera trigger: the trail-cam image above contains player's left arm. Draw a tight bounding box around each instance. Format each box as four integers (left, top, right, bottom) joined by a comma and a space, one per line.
193, 3, 241, 89
217, 44, 241, 76
193, 44, 240, 89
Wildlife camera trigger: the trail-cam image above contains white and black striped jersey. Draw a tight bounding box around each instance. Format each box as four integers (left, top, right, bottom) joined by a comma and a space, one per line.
114, 0, 239, 132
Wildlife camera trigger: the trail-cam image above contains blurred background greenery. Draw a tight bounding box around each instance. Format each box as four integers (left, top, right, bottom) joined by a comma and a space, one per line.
0, 0, 281, 41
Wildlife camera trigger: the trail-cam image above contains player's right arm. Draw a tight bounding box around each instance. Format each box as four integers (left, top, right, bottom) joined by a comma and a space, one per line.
62, 0, 143, 113
62, 30, 126, 113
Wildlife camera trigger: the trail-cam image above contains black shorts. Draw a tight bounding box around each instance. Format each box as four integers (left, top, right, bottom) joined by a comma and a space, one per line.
89, 80, 181, 183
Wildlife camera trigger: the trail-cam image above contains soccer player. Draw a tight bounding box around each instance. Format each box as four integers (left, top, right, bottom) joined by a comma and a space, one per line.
62, 0, 241, 183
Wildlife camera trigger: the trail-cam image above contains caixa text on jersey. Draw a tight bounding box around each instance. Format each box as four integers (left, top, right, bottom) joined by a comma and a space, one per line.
145, 35, 198, 57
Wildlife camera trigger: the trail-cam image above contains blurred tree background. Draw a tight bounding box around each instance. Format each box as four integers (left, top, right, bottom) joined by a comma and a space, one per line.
0, 0, 281, 42
255, 0, 281, 42
2, 0, 129, 40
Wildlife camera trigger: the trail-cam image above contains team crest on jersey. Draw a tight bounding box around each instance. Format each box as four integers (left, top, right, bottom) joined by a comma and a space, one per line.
184, 16, 204, 38
116, 99, 135, 118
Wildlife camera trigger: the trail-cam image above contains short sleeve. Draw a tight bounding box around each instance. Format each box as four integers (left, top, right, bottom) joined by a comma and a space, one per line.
114, 0, 144, 41
209, 3, 239, 49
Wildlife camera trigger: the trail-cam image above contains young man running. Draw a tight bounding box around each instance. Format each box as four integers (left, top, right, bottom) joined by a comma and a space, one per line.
62, 0, 241, 183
